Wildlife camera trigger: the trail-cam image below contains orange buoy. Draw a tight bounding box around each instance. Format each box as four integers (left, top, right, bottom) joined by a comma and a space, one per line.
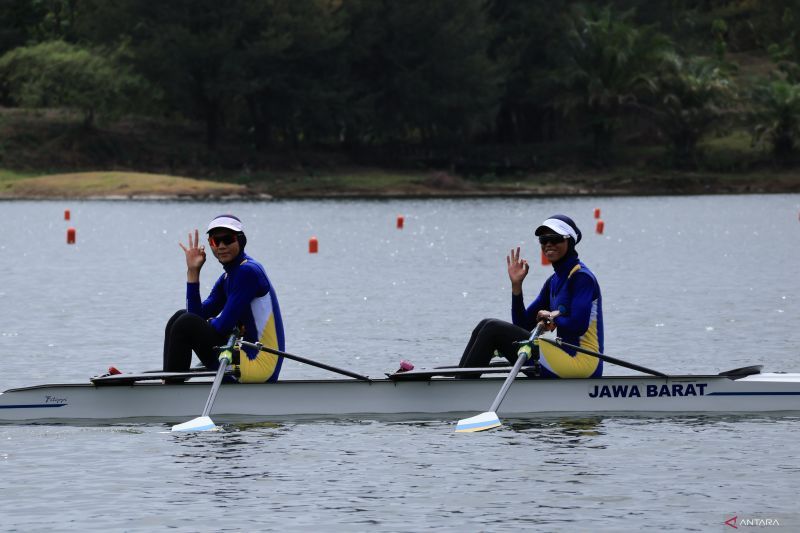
64, 209, 71, 221
541, 250, 550, 265
67, 227, 76, 244
308, 236, 318, 254
396, 215, 404, 229
596, 220, 604, 235
593, 208, 601, 219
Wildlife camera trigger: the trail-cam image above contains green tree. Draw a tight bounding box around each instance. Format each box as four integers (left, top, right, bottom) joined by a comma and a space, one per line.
0, 0, 44, 104
0, 40, 149, 127
342, 0, 500, 145
84, 0, 259, 150
238, 0, 349, 150
763, 4, 800, 82
0, 0, 88, 52
551, 5, 674, 163
485, 0, 567, 144
34, 0, 81, 41
645, 56, 736, 167
0, 0, 43, 53
711, 18, 728, 61
751, 78, 800, 160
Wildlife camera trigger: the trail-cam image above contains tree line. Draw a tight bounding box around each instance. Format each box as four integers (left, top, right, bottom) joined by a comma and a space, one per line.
1, 0, 800, 170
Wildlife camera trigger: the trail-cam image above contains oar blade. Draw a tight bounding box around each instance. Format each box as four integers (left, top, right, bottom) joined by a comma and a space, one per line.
171, 415, 218, 433
455, 411, 501, 433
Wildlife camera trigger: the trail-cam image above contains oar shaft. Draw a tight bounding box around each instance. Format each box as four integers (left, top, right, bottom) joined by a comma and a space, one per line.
170, 332, 238, 432
538, 337, 668, 377
238, 341, 372, 382
201, 359, 228, 417
489, 345, 532, 412
200, 332, 238, 417
488, 323, 545, 412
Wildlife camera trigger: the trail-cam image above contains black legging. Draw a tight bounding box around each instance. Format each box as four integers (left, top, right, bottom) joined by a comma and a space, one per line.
163, 310, 228, 372
458, 318, 532, 368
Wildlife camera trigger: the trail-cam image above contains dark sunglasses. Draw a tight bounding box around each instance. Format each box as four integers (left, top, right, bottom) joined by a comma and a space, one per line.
208, 233, 238, 247
538, 234, 568, 245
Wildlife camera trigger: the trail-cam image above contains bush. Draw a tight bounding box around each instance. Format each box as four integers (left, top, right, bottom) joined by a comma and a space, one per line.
0, 40, 151, 127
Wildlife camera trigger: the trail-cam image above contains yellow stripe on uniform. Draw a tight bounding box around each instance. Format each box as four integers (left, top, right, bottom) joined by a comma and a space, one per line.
537, 339, 600, 378
239, 297, 280, 383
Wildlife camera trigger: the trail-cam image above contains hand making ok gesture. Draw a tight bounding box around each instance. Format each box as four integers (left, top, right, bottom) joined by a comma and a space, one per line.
507, 246, 529, 294
179, 229, 206, 279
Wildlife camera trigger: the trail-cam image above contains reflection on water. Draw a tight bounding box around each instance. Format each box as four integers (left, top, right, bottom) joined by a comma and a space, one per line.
506, 416, 606, 438
228, 421, 284, 432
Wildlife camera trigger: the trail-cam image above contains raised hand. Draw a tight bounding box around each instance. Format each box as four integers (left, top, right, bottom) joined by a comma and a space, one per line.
507, 246, 529, 292
179, 229, 206, 279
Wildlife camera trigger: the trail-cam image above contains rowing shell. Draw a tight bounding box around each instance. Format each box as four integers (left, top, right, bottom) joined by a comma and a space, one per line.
2, 368, 800, 423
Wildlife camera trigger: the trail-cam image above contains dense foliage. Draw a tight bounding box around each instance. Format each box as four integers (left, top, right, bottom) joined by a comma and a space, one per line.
0, 40, 149, 127
2, 0, 800, 171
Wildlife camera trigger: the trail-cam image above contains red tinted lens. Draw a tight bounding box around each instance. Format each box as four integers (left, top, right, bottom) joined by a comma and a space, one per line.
209, 234, 237, 247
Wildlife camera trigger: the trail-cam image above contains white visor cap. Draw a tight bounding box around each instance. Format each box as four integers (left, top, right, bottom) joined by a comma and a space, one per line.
535, 218, 577, 240
207, 215, 244, 233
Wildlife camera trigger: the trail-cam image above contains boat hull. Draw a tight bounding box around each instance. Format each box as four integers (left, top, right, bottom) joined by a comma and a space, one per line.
1, 373, 800, 423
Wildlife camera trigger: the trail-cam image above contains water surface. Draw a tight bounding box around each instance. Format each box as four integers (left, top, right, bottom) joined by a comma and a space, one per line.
1, 195, 799, 531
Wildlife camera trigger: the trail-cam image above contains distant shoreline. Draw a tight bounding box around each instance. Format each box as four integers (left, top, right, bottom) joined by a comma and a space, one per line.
1, 169, 798, 200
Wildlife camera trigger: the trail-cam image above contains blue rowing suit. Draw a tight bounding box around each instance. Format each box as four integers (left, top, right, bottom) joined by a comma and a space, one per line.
512, 253, 603, 378
187, 251, 285, 382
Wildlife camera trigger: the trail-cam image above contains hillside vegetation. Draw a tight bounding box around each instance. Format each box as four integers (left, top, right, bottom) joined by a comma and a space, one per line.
1, 1, 800, 196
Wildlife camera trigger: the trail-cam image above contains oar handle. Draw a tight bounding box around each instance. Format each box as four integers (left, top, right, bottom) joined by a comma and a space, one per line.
511, 316, 556, 373
216, 332, 239, 364
238, 340, 372, 382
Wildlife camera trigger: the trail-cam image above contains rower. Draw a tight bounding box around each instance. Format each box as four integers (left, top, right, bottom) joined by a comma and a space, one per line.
162, 214, 286, 383
457, 214, 604, 378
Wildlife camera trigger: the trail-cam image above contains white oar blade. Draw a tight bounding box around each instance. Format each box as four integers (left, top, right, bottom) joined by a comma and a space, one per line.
171, 415, 218, 433
455, 411, 501, 433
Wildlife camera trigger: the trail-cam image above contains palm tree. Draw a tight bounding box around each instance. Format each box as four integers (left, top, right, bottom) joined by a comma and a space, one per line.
645, 56, 737, 168
551, 5, 673, 163
751, 78, 800, 161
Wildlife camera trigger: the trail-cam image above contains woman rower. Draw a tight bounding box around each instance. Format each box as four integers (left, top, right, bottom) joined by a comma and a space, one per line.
458, 214, 603, 378
163, 214, 286, 383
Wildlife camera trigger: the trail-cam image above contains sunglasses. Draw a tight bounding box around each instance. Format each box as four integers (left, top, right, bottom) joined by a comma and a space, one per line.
538, 234, 568, 245
208, 233, 238, 247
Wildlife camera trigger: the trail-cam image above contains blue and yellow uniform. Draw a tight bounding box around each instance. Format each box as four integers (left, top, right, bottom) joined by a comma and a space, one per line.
187, 251, 285, 383
512, 254, 603, 378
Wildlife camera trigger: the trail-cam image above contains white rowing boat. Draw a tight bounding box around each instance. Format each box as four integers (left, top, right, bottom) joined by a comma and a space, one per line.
1, 365, 799, 424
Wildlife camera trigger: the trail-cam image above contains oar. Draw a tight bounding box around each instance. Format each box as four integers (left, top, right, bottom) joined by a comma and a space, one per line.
537, 337, 667, 377
455, 322, 546, 433
171, 332, 238, 433
237, 340, 372, 382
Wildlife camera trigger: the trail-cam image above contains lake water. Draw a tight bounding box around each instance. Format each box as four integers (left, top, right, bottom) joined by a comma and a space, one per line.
1, 195, 799, 531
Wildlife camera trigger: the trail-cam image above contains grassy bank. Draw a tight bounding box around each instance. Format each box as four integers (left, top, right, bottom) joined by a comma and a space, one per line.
2, 167, 798, 200
0, 171, 250, 199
